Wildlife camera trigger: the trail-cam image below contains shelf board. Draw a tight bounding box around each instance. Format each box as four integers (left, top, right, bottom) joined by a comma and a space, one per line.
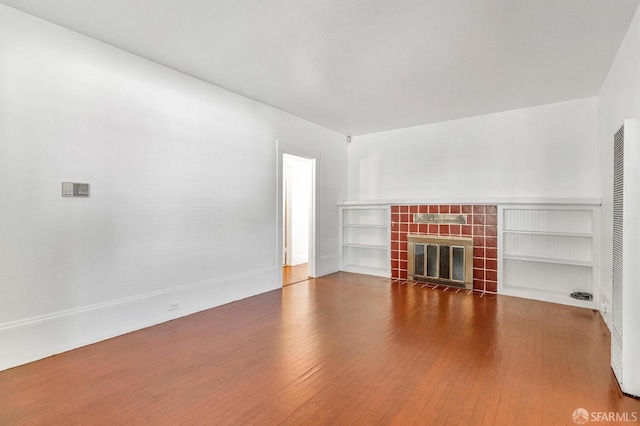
342, 264, 388, 271
338, 197, 602, 206
503, 255, 592, 267
503, 230, 593, 238
343, 243, 388, 250
343, 224, 388, 228
499, 285, 595, 309
341, 264, 389, 277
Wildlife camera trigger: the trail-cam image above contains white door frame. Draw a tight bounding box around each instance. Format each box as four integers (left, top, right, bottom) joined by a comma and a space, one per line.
283, 162, 292, 266
276, 140, 319, 283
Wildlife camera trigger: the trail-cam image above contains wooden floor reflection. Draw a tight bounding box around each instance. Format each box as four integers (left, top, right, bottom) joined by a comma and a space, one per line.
282, 262, 309, 286
0, 272, 638, 425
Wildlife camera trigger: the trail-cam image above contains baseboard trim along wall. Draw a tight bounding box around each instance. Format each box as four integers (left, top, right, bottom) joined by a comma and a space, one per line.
317, 254, 340, 277
0, 266, 279, 372
599, 289, 612, 330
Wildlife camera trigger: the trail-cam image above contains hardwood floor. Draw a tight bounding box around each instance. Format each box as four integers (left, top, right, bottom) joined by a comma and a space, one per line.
282, 263, 309, 286
0, 272, 638, 425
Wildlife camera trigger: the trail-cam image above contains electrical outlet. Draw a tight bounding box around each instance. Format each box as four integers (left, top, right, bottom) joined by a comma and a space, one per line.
168, 302, 180, 311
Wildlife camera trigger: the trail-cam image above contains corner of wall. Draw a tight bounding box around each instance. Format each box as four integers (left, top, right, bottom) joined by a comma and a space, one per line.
0, 267, 279, 371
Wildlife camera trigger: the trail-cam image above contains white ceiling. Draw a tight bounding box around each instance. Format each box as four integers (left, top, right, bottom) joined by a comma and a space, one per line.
2, 0, 639, 135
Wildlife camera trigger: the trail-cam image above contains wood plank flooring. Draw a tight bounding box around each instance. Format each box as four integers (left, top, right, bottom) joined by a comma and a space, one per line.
0, 272, 638, 425
282, 263, 309, 286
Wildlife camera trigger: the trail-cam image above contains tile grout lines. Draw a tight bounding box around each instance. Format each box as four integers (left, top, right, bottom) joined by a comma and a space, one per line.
388, 279, 497, 299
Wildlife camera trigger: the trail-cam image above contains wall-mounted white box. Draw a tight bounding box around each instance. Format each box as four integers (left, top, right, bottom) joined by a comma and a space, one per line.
62, 182, 90, 197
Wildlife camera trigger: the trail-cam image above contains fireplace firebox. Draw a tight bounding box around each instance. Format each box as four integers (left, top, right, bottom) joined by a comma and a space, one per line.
407, 234, 474, 289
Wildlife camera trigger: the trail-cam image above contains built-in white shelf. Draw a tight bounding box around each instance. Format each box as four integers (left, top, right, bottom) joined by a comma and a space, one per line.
498, 205, 597, 308
343, 224, 389, 228
498, 285, 595, 310
343, 243, 388, 250
340, 206, 390, 277
339, 198, 602, 207
503, 255, 592, 268
341, 264, 389, 276
502, 230, 593, 238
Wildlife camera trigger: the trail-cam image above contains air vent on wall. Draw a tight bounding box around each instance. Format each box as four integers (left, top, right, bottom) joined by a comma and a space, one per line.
611, 120, 640, 398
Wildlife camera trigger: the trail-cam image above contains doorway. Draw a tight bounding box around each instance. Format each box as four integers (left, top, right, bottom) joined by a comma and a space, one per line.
276, 140, 319, 287
282, 153, 313, 286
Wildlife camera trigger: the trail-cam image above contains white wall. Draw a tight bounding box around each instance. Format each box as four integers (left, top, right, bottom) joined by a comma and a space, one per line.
348, 97, 598, 202
0, 5, 347, 370
596, 4, 640, 326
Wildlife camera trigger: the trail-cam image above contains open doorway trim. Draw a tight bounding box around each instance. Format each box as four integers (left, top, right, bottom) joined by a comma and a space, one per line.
276, 140, 320, 285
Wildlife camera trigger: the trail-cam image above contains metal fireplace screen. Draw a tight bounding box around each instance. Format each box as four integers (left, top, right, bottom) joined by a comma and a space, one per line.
407, 234, 473, 289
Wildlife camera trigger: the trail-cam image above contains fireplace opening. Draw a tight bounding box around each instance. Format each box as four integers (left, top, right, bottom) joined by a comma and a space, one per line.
407, 235, 473, 289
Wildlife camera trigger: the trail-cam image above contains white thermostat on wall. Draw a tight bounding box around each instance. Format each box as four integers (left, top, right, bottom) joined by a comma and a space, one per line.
62, 182, 90, 197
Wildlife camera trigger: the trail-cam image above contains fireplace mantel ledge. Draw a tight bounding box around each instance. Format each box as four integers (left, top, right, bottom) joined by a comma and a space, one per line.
338, 197, 602, 206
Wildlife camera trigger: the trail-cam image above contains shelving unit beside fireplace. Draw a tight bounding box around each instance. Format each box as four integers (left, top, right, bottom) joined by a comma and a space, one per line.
340, 206, 390, 277
498, 205, 596, 308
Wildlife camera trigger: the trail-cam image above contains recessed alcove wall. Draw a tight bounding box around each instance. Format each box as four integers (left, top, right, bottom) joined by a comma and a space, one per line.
391, 205, 498, 292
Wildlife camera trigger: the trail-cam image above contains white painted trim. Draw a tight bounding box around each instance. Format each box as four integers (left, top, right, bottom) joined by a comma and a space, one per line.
498, 204, 598, 310
316, 254, 340, 277
619, 118, 640, 396
591, 204, 603, 319
339, 198, 602, 206
283, 162, 293, 265
498, 287, 595, 310
600, 290, 612, 330
339, 205, 391, 278
276, 140, 321, 283
0, 266, 279, 371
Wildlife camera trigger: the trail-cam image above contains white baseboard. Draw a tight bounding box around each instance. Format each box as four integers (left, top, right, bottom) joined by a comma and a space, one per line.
0, 266, 278, 372
316, 254, 340, 277
599, 288, 612, 331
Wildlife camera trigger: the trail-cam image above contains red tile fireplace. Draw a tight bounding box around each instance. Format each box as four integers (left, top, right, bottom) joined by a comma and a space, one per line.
391, 204, 498, 292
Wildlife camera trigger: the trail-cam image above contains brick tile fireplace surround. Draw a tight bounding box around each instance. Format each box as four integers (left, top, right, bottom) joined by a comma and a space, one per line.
391, 205, 498, 292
